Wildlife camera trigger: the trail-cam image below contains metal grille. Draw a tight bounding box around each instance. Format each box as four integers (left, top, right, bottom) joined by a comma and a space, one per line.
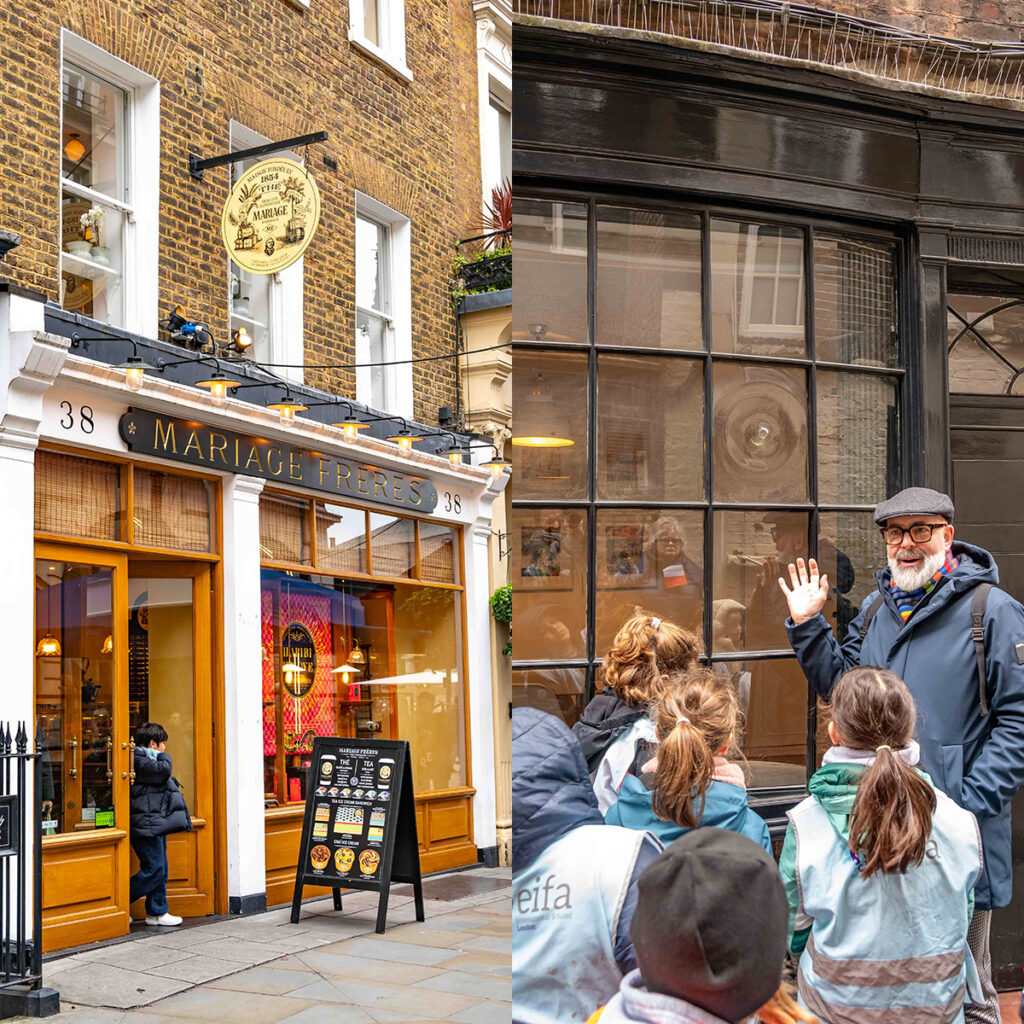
514, 0, 1024, 102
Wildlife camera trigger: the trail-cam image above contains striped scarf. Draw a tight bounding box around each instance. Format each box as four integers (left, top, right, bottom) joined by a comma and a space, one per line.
889, 551, 958, 621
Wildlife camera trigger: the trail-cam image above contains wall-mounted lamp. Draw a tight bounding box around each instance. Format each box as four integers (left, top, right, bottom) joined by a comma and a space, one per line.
230, 326, 253, 353
195, 368, 242, 406
387, 422, 423, 451
112, 343, 157, 392
266, 390, 309, 421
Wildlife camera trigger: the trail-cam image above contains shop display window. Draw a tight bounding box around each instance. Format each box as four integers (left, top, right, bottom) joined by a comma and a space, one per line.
35, 450, 121, 542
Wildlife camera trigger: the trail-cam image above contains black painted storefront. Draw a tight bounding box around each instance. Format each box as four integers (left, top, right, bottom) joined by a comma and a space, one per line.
513, 19, 1024, 987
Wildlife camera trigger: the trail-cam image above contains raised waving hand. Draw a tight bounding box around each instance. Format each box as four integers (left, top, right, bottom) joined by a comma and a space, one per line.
777, 557, 829, 625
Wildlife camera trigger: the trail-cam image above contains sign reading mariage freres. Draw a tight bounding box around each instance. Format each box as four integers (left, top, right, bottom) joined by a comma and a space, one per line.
222, 157, 321, 274
118, 409, 438, 513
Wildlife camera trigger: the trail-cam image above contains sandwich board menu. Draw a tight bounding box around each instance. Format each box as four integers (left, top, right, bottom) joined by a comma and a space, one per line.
290, 737, 424, 933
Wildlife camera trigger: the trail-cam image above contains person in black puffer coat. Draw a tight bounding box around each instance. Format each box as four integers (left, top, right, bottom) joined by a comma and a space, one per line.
130, 722, 191, 927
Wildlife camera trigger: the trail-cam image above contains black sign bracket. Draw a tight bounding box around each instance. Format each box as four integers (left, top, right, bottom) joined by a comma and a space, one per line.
189, 131, 328, 181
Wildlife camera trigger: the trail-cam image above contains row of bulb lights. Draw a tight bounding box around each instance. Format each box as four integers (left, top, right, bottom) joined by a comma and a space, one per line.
113, 321, 510, 476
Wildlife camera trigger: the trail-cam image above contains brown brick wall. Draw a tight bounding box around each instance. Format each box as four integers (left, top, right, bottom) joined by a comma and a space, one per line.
0, 0, 484, 423
799, 1, 1024, 43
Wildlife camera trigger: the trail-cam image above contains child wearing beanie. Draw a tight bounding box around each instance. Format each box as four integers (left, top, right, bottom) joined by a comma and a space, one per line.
587, 828, 811, 1024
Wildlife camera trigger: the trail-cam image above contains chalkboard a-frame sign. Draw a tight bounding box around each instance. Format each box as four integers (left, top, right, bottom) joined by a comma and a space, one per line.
290, 738, 424, 933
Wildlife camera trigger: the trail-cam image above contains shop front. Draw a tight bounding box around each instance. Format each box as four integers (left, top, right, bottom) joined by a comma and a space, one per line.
0, 298, 502, 952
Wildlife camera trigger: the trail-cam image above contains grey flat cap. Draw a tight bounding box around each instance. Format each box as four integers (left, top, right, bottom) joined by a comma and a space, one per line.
873, 486, 954, 525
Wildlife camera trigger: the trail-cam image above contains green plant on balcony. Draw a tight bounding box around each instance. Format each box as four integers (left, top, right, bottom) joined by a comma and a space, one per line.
452, 180, 512, 300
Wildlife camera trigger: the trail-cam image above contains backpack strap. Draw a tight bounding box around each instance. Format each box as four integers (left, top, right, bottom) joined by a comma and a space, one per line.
971, 583, 992, 718
859, 593, 886, 640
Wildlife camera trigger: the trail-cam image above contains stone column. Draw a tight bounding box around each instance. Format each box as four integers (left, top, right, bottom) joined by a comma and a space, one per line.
221, 474, 268, 913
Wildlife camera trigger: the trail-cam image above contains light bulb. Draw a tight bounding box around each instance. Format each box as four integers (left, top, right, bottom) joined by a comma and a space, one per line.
210, 381, 228, 405
280, 405, 295, 421
448, 451, 463, 465
343, 423, 359, 439
126, 367, 145, 391
398, 435, 413, 451
489, 462, 504, 477
64, 135, 85, 162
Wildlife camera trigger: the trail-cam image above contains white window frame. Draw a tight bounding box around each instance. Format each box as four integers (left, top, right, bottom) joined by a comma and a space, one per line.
349, 0, 413, 82
739, 224, 805, 337
60, 31, 159, 337
355, 192, 412, 418
473, 0, 512, 211
228, 121, 305, 385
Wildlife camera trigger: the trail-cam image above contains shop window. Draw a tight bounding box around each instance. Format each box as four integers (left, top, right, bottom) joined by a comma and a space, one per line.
596, 354, 703, 501
133, 469, 214, 553
348, 0, 413, 82
369, 513, 416, 578
512, 199, 588, 346
60, 34, 158, 335
512, 667, 586, 729
947, 293, 1024, 395
355, 194, 412, 417
260, 494, 312, 565
228, 122, 304, 379
596, 207, 702, 350
315, 503, 367, 574
35, 450, 121, 542
260, 571, 466, 803
508, 349, 588, 501
419, 522, 457, 584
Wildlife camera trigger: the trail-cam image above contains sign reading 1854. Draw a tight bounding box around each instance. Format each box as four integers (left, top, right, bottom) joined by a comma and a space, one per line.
119, 408, 438, 514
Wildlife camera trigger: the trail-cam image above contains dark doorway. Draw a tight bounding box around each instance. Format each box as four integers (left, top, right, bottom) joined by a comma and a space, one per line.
951, 394, 1024, 989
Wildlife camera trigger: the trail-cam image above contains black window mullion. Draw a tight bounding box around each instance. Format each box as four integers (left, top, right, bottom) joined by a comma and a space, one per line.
701, 208, 715, 662
805, 224, 819, 781
585, 198, 598, 698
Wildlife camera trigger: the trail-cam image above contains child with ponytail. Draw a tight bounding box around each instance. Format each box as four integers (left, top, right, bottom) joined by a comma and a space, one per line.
781, 666, 983, 1023
578, 613, 700, 814
605, 669, 771, 852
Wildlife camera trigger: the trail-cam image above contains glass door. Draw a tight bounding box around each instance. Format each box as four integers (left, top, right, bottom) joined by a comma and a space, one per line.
35, 544, 130, 951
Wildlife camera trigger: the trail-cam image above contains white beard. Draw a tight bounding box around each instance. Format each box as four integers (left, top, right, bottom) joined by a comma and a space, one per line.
888, 549, 947, 591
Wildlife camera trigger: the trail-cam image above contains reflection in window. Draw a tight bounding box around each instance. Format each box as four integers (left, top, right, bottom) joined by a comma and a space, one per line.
818, 512, 880, 642
712, 362, 808, 503
512, 200, 588, 345
512, 667, 586, 728
597, 355, 703, 502
596, 207, 702, 349
510, 508, 588, 662
369, 513, 415, 578
947, 294, 1024, 395
260, 494, 311, 565
711, 220, 805, 357
594, 509, 704, 652
315, 503, 367, 574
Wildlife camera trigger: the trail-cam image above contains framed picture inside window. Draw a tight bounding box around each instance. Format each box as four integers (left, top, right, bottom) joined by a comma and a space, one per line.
518, 526, 571, 590
598, 524, 655, 589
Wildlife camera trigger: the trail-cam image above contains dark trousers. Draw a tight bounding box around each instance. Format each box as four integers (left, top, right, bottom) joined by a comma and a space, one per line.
130, 834, 169, 917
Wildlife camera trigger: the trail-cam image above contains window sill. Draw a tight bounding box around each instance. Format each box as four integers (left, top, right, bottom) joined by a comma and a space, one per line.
347, 32, 414, 83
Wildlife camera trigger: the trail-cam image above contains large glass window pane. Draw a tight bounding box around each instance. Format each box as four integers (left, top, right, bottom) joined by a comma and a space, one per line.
596, 207, 702, 349
419, 522, 458, 584
712, 362, 808, 503
817, 371, 899, 506
260, 571, 466, 802
512, 667, 587, 729
35, 561, 115, 835
509, 349, 588, 500
594, 509, 704, 652
35, 450, 120, 542
818, 512, 883, 644
62, 64, 126, 201
947, 294, 1024, 395
713, 510, 808, 653
597, 354, 704, 501
369, 513, 415, 578
814, 236, 897, 367
711, 220, 806, 357
315, 503, 367, 574
512, 199, 588, 345
260, 494, 311, 565
61, 194, 124, 323
511, 508, 588, 662
133, 469, 214, 553
739, 658, 809, 787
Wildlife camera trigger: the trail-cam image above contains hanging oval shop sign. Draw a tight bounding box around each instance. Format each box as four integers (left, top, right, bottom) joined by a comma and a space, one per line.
281, 622, 317, 698
222, 157, 321, 274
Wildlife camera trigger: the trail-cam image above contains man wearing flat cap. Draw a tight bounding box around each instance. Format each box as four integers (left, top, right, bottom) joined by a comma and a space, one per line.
779, 486, 1024, 1024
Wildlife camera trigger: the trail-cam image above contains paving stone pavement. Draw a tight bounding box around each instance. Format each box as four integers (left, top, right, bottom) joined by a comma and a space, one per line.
13, 868, 511, 1024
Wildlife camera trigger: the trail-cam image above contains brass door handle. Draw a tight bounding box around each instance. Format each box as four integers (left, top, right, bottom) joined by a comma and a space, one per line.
105, 737, 113, 781
128, 738, 136, 784
69, 737, 78, 780
121, 772, 128, 779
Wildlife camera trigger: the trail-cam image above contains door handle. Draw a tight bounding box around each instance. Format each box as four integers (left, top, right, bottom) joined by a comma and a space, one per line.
69, 737, 78, 779
128, 738, 136, 784
105, 737, 113, 781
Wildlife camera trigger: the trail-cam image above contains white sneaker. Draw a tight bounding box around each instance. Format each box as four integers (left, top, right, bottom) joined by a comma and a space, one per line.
145, 913, 182, 927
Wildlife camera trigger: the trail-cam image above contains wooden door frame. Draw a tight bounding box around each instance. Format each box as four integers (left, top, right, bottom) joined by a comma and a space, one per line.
35, 541, 130, 949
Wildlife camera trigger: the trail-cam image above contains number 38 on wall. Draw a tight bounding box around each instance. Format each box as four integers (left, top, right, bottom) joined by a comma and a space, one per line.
442, 492, 462, 514
59, 402, 95, 434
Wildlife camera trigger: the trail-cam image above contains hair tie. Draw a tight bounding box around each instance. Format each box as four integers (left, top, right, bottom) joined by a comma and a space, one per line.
875, 744, 891, 753
676, 716, 690, 726
650, 617, 661, 630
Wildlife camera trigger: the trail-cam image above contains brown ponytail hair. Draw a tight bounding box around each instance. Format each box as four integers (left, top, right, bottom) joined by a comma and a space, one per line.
603, 612, 700, 708
650, 670, 738, 829
831, 666, 936, 877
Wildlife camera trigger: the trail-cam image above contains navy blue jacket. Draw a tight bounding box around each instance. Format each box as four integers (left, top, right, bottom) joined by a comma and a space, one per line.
787, 541, 1024, 909
513, 708, 660, 972
130, 749, 191, 838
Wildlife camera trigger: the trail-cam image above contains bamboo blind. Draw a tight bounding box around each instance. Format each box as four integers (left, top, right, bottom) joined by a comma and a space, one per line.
369, 514, 415, 579
35, 450, 120, 541
419, 522, 456, 584
314, 503, 366, 573
133, 468, 213, 552
260, 494, 310, 564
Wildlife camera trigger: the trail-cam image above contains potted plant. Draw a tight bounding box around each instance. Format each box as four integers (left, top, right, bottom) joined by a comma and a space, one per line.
80, 205, 108, 263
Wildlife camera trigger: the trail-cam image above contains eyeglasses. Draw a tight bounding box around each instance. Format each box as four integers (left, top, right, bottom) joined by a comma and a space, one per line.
879, 523, 947, 545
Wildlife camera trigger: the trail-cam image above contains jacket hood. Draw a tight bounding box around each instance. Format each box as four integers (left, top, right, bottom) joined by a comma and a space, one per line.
581, 689, 635, 725
875, 541, 998, 593
512, 707, 604, 873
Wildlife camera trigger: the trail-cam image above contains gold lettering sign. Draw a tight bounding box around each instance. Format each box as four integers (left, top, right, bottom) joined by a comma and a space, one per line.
221, 157, 321, 275
119, 409, 439, 514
